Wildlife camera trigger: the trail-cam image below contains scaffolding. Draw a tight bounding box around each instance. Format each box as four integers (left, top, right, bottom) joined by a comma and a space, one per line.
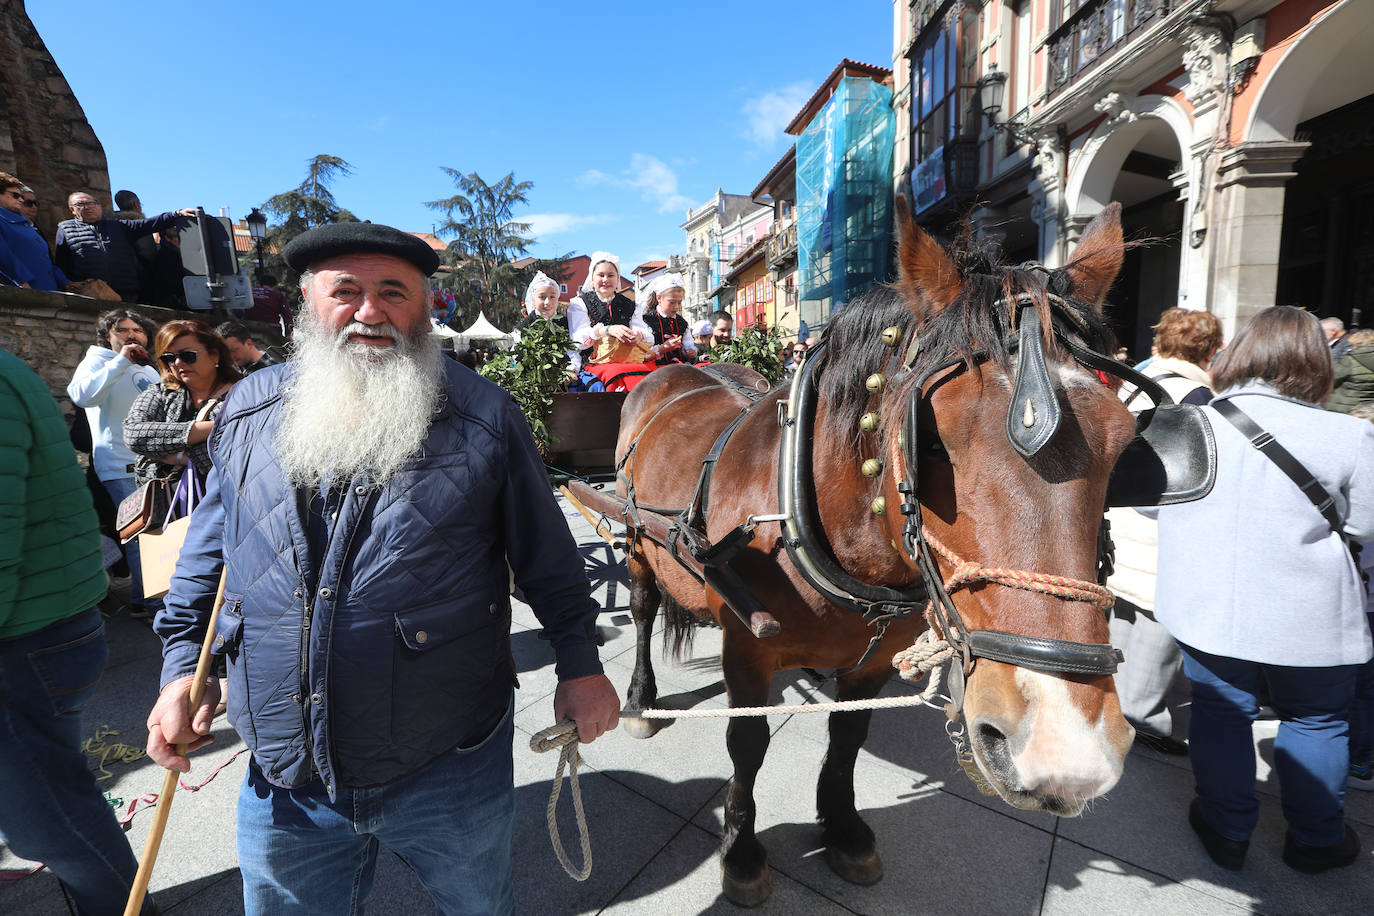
796, 77, 895, 325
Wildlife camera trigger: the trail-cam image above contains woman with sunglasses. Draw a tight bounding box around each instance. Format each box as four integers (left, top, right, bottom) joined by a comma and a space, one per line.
124, 319, 241, 489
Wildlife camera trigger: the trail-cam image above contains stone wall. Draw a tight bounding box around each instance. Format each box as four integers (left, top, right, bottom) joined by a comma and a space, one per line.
0, 0, 111, 240
0, 286, 284, 420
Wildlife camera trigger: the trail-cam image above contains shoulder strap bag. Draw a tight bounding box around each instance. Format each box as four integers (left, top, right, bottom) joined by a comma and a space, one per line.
1212, 398, 1365, 579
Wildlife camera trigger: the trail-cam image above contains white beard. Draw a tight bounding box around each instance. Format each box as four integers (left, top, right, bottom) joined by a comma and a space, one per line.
277, 309, 444, 488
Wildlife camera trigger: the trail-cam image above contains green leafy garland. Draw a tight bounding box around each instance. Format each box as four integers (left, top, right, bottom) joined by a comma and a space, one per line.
479, 318, 574, 454
708, 319, 786, 384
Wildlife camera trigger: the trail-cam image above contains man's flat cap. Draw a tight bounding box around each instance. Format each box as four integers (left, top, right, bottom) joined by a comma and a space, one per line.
283, 222, 440, 276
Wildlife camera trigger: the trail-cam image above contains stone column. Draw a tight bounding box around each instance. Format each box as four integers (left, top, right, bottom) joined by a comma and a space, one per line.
1030, 134, 1066, 267
1208, 140, 1309, 334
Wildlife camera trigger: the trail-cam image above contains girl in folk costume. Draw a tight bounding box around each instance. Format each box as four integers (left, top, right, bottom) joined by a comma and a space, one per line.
512, 270, 579, 368
642, 272, 697, 365
566, 251, 652, 363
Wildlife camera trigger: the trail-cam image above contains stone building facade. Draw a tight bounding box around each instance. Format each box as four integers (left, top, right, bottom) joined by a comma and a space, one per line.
0, 0, 111, 241
892, 0, 1373, 355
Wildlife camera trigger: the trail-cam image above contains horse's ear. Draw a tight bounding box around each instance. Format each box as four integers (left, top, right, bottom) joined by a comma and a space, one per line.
895, 194, 960, 316
1062, 202, 1123, 309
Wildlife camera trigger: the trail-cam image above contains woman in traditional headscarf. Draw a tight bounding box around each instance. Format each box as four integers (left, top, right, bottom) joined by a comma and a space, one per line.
511, 270, 578, 372
513, 270, 568, 335
565, 252, 651, 363
641, 272, 696, 365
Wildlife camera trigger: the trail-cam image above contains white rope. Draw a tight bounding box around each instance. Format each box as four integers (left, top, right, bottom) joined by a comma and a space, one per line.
529, 631, 957, 880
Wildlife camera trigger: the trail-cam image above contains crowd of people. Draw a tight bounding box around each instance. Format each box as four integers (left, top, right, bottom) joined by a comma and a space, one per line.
0, 175, 297, 334
1110, 305, 1374, 875
4, 204, 1374, 910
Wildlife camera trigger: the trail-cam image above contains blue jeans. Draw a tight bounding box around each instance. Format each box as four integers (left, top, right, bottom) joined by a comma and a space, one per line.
236, 699, 515, 915
0, 609, 149, 915
101, 476, 161, 612
1181, 642, 1356, 846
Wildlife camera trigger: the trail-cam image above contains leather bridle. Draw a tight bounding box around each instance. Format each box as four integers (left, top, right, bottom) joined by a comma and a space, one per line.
780, 289, 1191, 692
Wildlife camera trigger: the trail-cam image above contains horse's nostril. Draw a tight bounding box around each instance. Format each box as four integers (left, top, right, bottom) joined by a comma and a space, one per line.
977, 723, 1006, 746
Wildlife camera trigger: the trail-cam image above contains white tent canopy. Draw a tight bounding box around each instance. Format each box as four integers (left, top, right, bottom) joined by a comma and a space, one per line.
457, 311, 511, 341
430, 318, 460, 338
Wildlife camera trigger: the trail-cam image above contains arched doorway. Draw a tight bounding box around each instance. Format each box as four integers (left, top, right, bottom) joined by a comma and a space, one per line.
1253, 1, 1374, 328
1070, 115, 1186, 361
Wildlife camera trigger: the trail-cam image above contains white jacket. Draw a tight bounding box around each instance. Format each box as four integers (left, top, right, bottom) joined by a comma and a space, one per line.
1106, 357, 1214, 610
66, 345, 160, 482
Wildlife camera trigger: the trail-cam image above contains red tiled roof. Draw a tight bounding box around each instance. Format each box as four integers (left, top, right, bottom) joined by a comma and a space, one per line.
632, 260, 667, 275
410, 232, 448, 252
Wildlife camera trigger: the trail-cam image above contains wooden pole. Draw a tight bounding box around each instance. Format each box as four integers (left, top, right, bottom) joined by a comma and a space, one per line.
559, 485, 625, 550
124, 569, 228, 916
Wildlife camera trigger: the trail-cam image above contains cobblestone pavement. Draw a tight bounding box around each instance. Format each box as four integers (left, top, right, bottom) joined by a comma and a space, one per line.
4, 494, 1372, 914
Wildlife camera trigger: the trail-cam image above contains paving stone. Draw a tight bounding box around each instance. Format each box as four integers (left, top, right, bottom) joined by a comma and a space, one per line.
1042, 838, 1253, 915
601, 821, 855, 915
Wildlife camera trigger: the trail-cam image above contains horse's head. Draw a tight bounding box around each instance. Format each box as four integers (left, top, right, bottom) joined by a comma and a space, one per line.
879, 197, 1137, 815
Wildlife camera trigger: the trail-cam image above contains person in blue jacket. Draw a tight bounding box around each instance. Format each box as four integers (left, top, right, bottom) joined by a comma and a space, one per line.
0, 172, 73, 291
143, 221, 620, 915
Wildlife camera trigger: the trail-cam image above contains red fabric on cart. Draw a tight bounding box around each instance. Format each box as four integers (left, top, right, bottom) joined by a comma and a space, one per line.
584, 361, 656, 392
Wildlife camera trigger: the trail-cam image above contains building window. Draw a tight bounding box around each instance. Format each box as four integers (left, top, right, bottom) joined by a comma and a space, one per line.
559, 283, 567, 293
910, 4, 981, 163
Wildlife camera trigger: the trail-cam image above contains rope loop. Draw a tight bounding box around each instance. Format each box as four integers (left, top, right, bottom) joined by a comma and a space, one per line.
529, 721, 593, 882
924, 530, 1114, 610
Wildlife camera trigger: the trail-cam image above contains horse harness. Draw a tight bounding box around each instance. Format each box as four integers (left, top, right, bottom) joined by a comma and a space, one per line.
613, 290, 1217, 707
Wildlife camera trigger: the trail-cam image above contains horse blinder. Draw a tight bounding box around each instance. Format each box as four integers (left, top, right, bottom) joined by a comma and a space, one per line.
1105, 404, 1218, 507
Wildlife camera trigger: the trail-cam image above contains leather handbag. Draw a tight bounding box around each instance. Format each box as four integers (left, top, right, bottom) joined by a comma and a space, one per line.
116, 478, 171, 542
115, 395, 222, 543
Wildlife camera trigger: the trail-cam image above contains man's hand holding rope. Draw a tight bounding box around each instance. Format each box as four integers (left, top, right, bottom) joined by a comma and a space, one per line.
552, 674, 620, 743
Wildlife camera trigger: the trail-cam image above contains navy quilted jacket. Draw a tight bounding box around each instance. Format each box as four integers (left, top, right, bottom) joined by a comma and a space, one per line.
156, 361, 602, 796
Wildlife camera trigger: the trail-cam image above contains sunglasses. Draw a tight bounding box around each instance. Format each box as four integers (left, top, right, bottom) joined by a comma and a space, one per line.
21, 199, 37, 207
4, 190, 23, 200
158, 348, 203, 367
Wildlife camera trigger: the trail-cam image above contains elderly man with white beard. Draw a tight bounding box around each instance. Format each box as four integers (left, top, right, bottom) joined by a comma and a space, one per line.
143, 222, 619, 915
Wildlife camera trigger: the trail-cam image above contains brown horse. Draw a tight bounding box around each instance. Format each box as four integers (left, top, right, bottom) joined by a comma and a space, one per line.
612, 198, 1137, 905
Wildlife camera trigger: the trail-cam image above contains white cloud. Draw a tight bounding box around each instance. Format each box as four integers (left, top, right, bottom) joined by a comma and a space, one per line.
524, 212, 613, 238
740, 82, 812, 149
579, 154, 692, 214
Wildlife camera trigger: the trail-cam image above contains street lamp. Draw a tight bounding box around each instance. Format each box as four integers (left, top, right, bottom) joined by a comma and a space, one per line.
245, 207, 267, 275
975, 67, 1034, 145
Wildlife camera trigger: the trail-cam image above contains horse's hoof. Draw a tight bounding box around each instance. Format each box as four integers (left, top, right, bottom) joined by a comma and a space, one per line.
622, 715, 669, 739
721, 863, 772, 907
825, 846, 884, 885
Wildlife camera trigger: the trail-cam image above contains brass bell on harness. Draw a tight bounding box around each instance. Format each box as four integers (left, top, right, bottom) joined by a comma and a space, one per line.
881, 326, 902, 347
865, 373, 886, 393
871, 497, 887, 515
861, 458, 883, 478
859, 412, 880, 432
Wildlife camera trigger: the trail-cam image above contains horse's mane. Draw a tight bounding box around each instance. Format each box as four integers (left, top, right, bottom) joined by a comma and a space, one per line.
814, 233, 1115, 449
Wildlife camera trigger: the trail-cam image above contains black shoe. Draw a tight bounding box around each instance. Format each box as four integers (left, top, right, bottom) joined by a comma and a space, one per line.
1189, 799, 1248, 870
1283, 825, 1360, 874
1135, 732, 1189, 756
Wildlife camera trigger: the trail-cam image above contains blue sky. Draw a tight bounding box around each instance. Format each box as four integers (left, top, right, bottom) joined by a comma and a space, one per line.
29, 1, 891, 270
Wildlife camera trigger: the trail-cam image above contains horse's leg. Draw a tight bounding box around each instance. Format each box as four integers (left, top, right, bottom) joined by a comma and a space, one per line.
817, 664, 890, 885
720, 637, 774, 906
622, 555, 665, 739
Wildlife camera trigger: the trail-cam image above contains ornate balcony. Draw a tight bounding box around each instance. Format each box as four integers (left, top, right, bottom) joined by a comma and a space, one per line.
766, 219, 798, 269
1046, 0, 1178, 98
